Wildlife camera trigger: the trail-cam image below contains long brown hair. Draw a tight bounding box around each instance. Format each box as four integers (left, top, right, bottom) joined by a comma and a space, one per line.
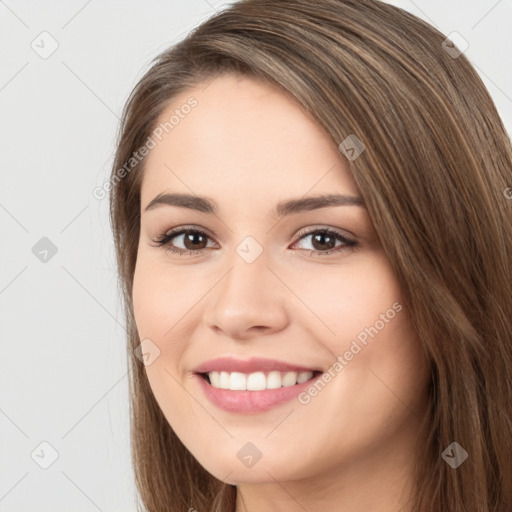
109, 1, 512, 510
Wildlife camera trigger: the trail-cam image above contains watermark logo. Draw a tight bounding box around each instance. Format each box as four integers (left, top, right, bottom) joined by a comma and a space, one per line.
31, 441, 59, 469
441, 442, 468, 469
237, 442, 262, 468
31, 31, 59, 59
32, 237, 58, 263
442, 32, 469, 59
134, 338, 161, 366
338, 134, 366, 161
236, 236, 264, 264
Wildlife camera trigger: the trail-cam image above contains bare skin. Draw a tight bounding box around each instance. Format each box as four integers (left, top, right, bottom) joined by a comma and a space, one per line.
132, 73, 431, 512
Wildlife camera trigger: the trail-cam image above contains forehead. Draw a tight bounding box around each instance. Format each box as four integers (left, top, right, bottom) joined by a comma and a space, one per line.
140, 74, 360, 208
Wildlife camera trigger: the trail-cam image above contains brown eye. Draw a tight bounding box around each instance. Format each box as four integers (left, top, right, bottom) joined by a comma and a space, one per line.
310, 232, 338, 251
181, 231, 209, 250
152, 227, 216, 255
292, 228, 357, 255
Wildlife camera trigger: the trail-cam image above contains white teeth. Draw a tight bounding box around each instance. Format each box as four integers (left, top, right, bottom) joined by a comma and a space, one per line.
219, 371, 230, 389
209, 371, 221, 388
246, 371, 266, 390
206, 370, 314, 390
282, 371, 298, 387
297, 371, 312, 384
229, 372, 246, 390
266, 371, 282, 389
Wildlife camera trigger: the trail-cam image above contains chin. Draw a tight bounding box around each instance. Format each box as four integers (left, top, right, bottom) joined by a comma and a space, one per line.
199, 451, 309, 485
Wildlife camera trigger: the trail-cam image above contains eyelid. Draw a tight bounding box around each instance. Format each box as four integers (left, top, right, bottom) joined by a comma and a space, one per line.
293, 224, 355, 240
160, 224, 218, 245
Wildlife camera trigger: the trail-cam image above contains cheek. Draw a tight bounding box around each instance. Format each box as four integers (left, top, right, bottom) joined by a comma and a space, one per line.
285, 250, 404, 343
132, 252, 203, 344
288, 250, 428, 411
132, 258, 196, 420
132, 252, 213, 402
132, 254, 187, 390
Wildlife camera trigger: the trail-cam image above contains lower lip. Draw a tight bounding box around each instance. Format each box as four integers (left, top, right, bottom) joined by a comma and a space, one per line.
195, 373, 321, 413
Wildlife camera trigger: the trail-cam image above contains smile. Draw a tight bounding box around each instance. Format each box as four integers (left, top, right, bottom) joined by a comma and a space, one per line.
202, 370, 320, 390
195, 370, 322, 413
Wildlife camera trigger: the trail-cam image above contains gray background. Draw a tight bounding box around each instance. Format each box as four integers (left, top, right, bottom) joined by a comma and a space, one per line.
0, 1, 510, 510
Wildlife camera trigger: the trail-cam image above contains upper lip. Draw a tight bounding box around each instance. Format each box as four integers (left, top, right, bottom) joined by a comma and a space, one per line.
194, 356, 321, 374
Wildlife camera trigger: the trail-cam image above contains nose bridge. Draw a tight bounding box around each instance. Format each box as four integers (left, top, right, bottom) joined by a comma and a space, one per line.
204, 241, 288, 337
217, 232, 270, 298
217, 242, 272, 312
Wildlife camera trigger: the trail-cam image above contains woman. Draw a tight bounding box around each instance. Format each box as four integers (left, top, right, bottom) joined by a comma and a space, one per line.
109, 0, 512, 510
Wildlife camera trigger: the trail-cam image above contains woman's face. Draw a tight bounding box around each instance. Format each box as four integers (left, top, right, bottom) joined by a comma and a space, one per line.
132, 73, 430, 488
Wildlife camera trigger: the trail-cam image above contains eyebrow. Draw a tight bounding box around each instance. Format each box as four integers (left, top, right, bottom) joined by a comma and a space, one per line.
144, 192, 365, 216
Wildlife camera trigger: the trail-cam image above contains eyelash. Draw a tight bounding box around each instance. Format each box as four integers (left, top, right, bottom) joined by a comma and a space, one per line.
151, 225, 358, 257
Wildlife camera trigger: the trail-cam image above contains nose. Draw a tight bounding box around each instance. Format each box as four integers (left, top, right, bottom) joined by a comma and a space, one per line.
203, 250, 289, 340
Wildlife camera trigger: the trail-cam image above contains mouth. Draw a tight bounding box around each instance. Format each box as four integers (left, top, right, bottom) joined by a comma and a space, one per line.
197, 370, 323, 391
194, 369, 324, 413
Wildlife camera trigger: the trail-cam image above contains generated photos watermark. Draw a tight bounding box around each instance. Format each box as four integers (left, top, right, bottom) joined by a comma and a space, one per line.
297, 301, 403, 405
93, 96, 198, 200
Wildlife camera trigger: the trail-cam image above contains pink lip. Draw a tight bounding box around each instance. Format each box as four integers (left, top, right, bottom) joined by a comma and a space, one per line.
195, 373, 321, 414
193, 356, 320, 374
